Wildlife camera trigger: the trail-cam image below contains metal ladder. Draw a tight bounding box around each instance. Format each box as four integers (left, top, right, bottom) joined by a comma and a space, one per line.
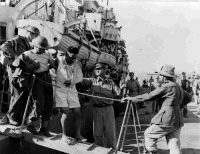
115, 100, 145, 154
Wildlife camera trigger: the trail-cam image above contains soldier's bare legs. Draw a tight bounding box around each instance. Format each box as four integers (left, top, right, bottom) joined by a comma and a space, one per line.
61, 107, 70, 143
73, 107, 86, 141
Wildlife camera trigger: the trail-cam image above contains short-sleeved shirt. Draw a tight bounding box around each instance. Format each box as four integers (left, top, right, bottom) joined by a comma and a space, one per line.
126, 79, 140, 96
24, 50, 53, 73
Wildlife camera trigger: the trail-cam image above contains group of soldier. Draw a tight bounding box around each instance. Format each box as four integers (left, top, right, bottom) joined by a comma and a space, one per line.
0, 25, 125, 149
0, 25, 196, 154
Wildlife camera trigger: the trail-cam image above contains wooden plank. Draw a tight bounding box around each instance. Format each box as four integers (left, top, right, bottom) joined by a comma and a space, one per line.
0, 125, 126, 154
0, 125, 22, 138
0, 134, 9, 141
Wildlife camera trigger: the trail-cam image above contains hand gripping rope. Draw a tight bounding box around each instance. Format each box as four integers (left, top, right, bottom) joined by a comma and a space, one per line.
35, 76, 122, 102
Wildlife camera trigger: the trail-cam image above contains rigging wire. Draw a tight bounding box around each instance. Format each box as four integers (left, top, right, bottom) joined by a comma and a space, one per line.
24, 2, 57, 39
27, 5, 45, 18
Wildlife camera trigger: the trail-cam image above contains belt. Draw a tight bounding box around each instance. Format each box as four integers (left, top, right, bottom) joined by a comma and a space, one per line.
93, 104, 112, 108
34, 71, 49, 76
129, 90, 137, 92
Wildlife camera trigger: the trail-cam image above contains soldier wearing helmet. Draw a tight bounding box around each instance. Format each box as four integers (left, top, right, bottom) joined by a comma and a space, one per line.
23, 36, 57, 136
26, 26, 40, 43
1, 25, 40, 66
0, 26, 40, 126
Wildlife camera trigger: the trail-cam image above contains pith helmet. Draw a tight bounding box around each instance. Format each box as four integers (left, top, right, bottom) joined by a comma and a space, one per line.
157, 64, 176, 78
32, 36, 50, 49
26, 26, 40, 36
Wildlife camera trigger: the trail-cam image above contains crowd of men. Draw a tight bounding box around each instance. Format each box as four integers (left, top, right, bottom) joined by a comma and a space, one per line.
0, 25, 128, 149
0, 26, 198, 154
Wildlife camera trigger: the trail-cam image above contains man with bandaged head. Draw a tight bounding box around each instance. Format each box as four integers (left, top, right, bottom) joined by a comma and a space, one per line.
55, 46, 86, 144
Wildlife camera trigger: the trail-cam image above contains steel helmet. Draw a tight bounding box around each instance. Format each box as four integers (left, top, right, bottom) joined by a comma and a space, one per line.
32, 36, 50, 49
26, 26, 40, 36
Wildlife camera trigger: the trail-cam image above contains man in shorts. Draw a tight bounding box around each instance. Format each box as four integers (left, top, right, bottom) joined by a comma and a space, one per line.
55, 46, 86, 143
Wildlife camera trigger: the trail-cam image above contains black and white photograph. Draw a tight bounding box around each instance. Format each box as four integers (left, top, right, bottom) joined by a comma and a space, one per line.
0, 0, 199, 154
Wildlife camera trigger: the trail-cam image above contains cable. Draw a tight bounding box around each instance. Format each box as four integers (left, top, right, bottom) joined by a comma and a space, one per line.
34, 75, 122, 102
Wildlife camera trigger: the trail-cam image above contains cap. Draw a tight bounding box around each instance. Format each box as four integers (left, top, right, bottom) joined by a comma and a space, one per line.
94, 63, 102, 69
156, 64, 176, 78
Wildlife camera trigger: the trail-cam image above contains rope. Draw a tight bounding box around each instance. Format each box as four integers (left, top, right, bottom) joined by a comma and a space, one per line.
88, 26, 100, 49
78, 28, 93, 61
27, 5, 45, 18
0, 72, 122, 102
34, 76, 122, 102
59, 0, 75, 22
24, 3, 58, 39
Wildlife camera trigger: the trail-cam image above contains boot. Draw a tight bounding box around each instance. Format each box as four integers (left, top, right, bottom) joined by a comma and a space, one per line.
27, 124, 38, 135
39, 127, 52, 137
39, 121, 52, 137
8, 117, 19, 126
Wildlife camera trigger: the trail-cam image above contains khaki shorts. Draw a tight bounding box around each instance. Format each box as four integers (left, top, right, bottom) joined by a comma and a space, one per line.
55, 86, 80, 109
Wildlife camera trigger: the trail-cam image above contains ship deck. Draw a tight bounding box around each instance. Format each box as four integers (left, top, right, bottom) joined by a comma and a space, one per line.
0, 125, 126, 154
